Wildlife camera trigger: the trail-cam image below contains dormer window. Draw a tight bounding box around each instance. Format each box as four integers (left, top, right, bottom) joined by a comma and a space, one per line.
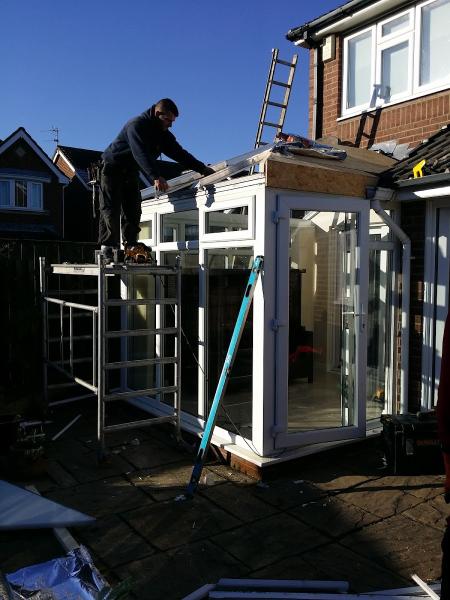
0, 178, 43, 210
342, 0, 450, 117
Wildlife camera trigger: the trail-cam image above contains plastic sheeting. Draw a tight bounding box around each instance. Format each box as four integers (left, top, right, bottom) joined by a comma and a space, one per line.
274, 133, 347, 160
5, 545, 110, 599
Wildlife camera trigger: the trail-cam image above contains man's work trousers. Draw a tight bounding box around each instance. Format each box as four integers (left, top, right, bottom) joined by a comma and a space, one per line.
98, 163, 141, 247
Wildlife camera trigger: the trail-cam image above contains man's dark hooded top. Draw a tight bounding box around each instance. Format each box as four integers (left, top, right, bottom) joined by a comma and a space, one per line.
102, 105, 208, 181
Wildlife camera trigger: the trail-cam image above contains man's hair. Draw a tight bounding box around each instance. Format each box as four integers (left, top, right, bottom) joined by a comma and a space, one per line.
155, 98, 179, 117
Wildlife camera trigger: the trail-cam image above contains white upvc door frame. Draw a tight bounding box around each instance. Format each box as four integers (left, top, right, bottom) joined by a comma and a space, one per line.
272, 191, 369, 448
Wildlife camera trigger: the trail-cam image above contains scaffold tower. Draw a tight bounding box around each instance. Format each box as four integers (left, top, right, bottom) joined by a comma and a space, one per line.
39, 253, 182, 458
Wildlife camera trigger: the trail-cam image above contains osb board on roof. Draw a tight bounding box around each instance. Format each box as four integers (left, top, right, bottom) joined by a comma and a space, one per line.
265, 154, 380, 197
317, 137, 396, 173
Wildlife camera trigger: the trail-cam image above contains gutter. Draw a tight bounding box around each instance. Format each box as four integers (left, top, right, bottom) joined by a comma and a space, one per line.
287, 0, 412, 45
371, 193, 410, 414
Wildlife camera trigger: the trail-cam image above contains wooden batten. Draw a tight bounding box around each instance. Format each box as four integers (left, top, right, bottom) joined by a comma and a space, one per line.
264, 154, 381, 197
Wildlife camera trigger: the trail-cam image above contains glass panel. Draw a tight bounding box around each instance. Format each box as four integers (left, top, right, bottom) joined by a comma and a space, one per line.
382, 13, 410, 36
347, 30, 372, 108
161, 251, 199, 417
205, 207, 248, 234
15, 181, 27, 207
369, 209, 392, 242
161, 210, 198, 243
140, 219, 152, 239
381, 41, 409, 99
29, 183, 42, 209
367, 249, 392, 420
207, 248, 254, 439
420, 0, 450, 86
287, 211, 358, 432
0, 181, 10, 206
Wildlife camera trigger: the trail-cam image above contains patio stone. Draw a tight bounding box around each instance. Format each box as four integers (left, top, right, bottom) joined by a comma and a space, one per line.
114, 540, 249, 600
46, 476, 152, 518
403, 492, 448, 530
212, 512, 330, 570
339, 513, 443, 581
206, 464, 259, 485
336, 477, 425, 518
289, 494, 381, 538
60, 451, 134, 484
119, 438, 186, 470
129, 461, 225, 502
75, 514, 154, 568
252, 542, 410, 592
122, 495, 240, 550
200, 481, 278, 522
252, 477, 324, 510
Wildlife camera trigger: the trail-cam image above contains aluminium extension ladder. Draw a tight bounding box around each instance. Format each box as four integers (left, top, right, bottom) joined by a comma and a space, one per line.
40, 253, 182, 459
254, 48, 298, 149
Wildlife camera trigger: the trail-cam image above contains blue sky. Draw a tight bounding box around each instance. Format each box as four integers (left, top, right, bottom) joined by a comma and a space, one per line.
2, 0, 343, 164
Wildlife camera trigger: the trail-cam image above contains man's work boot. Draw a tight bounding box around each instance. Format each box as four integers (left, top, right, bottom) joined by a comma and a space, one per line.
124, 242, 154, 264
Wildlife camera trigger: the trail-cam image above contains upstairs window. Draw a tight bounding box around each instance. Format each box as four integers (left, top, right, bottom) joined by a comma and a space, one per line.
0, 179, 43, 210
342, 0, 450, 116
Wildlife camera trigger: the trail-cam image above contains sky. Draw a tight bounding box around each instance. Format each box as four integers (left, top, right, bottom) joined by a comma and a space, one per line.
2, 0, 343, 165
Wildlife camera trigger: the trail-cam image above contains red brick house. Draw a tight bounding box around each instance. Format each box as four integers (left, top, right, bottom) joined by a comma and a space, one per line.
287, 0, 450, 415
0, 128, 69, 239
287, 0, 450, 149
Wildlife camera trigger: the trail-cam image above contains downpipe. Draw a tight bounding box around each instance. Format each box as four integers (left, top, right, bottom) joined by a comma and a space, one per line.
371, 195, 410, 414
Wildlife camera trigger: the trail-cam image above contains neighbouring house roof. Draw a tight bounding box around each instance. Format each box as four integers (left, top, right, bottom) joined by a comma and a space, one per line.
286, 0, 411, 46
54, 145, 186, 190
380, 124, 450, 187
0, 128, 69, 185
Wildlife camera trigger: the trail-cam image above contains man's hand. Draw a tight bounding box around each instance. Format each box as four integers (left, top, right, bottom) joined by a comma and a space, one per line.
155, 177, 169, 192
202, 166, 215, 176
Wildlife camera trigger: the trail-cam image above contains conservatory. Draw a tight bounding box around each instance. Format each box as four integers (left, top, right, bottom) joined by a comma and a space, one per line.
128, 143, 401, 467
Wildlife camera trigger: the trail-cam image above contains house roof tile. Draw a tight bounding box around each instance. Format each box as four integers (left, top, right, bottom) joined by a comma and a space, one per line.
380, 124, 450, 186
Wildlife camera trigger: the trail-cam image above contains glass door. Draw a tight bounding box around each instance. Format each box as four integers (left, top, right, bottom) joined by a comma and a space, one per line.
274, 195, 369, 448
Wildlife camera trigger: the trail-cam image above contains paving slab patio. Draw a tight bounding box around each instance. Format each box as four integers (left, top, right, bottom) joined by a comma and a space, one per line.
0, 399, 447, 599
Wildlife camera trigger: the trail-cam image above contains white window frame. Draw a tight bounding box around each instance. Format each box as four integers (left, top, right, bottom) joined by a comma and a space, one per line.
0, 178, 43, 211
341, 0, 450, 119
342, 25, 376, 115
414, 0, 450, 93
201, 195, 256, 242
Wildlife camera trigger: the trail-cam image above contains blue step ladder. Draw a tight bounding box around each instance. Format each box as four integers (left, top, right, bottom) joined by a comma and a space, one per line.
185, 255, 264, 498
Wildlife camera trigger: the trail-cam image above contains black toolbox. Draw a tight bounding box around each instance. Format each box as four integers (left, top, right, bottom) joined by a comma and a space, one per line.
380, 412, 443, 474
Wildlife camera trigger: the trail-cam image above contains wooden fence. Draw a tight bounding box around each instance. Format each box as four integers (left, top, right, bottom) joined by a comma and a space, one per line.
0, 239, 97, 414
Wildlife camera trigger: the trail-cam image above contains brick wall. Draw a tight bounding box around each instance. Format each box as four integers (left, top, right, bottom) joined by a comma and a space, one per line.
308, 38, 450, 148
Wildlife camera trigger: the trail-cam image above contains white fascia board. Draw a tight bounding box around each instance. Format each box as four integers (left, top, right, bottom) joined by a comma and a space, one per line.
299, 0, 410, 44
53, 148, 92, 190
397, 185, 450, 201
0, 130, 69, 185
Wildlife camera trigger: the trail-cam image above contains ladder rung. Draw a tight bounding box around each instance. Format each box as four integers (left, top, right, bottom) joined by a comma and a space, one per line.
104, 385, 178, 402
105, 298, 177, 306
103, 415, 176, 433
272, 80, 291, 88
266, 101, 288, 108
276, 58, 297, 67
104, 356, 178, 370
105, 327, 178, 339
262, 121, 282, 129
